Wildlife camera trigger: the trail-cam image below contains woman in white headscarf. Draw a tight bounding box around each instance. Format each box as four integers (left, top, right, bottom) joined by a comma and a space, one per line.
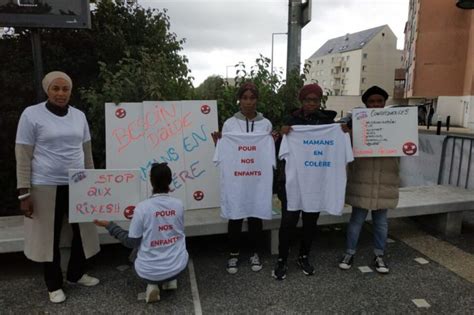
15, 71, 100, 303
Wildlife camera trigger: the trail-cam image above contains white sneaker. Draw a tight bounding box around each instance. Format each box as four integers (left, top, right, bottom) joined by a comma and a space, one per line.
162, 279, 178, 290
48, 289, 66, 303
145, 284, 160, 303
249, 253, 263, 272
72, 274, 100, 286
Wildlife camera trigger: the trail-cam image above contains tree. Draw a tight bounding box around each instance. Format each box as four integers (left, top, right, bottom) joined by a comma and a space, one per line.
0, 1, 192, 214
195, 55, 310, 130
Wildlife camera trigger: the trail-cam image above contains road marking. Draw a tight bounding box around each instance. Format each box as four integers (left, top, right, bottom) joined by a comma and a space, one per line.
414, 257, 430, 265
412, 299, 431, 308
358, 266, 373, 273
188, 258, 203, 315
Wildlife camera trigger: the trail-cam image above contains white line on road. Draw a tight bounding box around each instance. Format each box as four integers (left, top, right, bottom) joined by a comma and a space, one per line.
188, 258, 203, 315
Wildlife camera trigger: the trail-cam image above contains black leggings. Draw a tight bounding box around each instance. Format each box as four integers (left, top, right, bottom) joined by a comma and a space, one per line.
277, 188, 320, 261
228, 218, 263, 254
44, 185, 86, 291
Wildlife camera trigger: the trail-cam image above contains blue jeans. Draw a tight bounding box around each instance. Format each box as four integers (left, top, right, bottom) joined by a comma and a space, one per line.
345, 207, 388, 256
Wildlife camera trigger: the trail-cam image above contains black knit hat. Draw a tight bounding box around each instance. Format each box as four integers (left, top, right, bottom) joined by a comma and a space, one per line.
362, 86, 388, 104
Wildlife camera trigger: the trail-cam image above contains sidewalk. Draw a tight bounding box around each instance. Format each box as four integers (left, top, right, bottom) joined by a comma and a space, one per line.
1, 217, 473, 313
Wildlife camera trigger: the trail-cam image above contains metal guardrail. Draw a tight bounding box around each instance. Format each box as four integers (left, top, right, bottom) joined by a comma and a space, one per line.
438, 135, 474, 189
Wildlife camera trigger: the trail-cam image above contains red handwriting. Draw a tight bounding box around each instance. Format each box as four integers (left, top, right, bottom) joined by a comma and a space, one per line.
354, 149, 374, 155
75, 202, 120, 215
150, 236, 180, 247
95, 173, 135, 184
146, 112, 192, 149
111, 103, 194, 153
87, 187, 111, 197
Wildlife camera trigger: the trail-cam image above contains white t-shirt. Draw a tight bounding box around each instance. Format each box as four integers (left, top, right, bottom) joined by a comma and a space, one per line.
128, 194, 189, 282
213, 132, 276, 220
15, 102, 91, 185
222, 116, 272, 134
279, 124, 354, 215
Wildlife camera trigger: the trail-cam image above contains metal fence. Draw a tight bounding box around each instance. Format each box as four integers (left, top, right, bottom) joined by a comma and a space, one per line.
438, 135, 474, 189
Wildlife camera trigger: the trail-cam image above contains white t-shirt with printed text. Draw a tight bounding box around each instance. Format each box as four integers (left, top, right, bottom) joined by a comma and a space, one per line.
213, 132, 276, 220
279, 124, 354, 215
128, 194, 189, 282
15, 102, 91, 185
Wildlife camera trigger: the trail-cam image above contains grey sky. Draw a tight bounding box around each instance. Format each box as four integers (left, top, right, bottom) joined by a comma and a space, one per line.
141, 0, 409, 85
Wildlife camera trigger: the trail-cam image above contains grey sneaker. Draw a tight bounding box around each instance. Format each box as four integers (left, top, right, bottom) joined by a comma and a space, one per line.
374, 256, 389, 274
250, 253, 263, 272
226, 253, 239, 274
338, 254, 354, 270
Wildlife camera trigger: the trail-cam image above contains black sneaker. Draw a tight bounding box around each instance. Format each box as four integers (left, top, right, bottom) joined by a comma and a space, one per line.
338, 254, 354, 270
374, 255, 389, 274
226, 253, 239, 274
272, 258, 288, 280
297, 255, 315, 276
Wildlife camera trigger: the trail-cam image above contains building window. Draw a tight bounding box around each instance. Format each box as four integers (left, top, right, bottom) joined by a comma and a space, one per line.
362, 65, 367, 71
346, 67, 349, 72
317, 60, 320, 65
321, 59, 324, 64
363, 53, 368, 59
331, 57, 335, 63
361, 77, 366, 83
346, 56, 350, 61
342, 68, 345, 73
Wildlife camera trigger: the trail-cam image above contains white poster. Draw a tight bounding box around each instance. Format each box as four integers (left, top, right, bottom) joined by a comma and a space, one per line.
352, 107, 419, 157
69, 169, 143, 223
105, 101, 219, 210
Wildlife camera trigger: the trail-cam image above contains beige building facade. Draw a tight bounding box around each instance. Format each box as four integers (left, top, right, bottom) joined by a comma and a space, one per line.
306, 25, 403, 96
404, 0, 474, 129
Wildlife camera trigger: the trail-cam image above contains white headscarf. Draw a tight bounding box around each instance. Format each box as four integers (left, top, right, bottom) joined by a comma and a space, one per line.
42, 71, 73, 94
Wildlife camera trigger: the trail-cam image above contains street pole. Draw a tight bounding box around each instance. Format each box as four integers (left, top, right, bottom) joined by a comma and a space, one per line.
30, 28, 44, 102
286, 0, 311, 81
225, 65, 234, 80
271, 32, 287, 77
286, 0, 302, 80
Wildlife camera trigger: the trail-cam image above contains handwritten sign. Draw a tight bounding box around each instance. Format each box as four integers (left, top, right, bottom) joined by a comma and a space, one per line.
69, 169, 143, 223
352, 107, 418, 157
105, 101, 219, 210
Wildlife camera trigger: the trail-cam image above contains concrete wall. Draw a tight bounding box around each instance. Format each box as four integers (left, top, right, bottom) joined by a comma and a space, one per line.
361, 25, 403, 96
409, 0, 473, 98
437, 96, 467, 127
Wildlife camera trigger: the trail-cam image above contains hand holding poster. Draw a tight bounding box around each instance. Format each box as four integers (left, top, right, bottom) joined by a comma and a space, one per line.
69, 169, 143, 223
352, 107, 419, 157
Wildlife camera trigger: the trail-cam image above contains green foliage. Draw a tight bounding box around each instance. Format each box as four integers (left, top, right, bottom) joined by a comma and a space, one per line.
0, 0, 192, 214
195, 55, 311, 129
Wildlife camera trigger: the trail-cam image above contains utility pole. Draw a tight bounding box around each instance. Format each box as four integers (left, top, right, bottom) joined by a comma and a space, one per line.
286, 0, 312, 81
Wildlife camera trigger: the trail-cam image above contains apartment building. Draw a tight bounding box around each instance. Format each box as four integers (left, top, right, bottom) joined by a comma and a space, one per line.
404, 0, 474, 128
306, 25, 403, 96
